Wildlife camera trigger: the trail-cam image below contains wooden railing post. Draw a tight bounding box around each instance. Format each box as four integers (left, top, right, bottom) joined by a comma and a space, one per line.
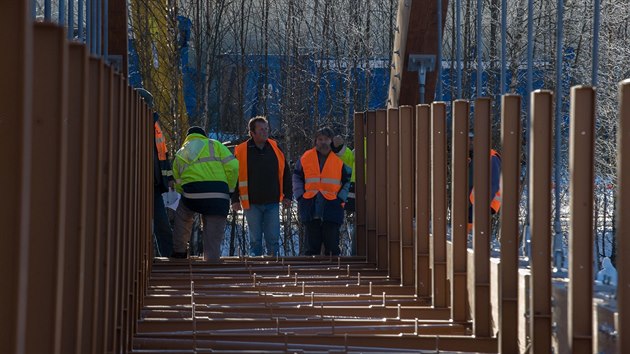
61, 42, 89, 354
354, 112, 366, 257
617, 79, 630, 353
399, 106, 415, 286
431, 102, 447, 308
415, 104, 432, 297
499, 94, 522, 352
375, 110, 389, 269
0, 1, 32, 352
530, 90, 554, 351
451, 99, 470, 322
25, 23, 69, 354
472, 98, 492, 337
387, 108, 401, 279
366, 111, 377, 264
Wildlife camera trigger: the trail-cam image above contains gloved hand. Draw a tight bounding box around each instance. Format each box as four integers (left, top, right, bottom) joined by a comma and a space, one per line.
332, 135, 344, 153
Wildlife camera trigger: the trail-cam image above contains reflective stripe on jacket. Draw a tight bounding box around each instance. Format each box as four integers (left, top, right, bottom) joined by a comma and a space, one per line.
235, 138, 285, 209
173, 133, 239, 201
301, 148, 343, 200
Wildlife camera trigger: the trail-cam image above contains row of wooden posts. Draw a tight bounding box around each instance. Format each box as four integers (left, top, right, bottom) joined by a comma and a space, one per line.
1, 14, 153, 354
351, 83, 630, 353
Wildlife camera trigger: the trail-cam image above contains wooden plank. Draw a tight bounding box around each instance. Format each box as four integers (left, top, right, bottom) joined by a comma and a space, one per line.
0, 2, 32, 353
25, 23, 69, 354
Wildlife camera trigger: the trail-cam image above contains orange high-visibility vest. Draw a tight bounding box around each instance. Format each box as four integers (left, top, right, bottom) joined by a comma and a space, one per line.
469, 149, 502, 213
155, 121, 168, 161
301, 148, 343, 200
234, 138, 285, 209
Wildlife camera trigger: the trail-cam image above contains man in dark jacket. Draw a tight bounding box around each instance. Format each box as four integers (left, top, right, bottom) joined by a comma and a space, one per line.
293, 127, 352, 256
137, 88, 175, 257
232, 116, 292, 256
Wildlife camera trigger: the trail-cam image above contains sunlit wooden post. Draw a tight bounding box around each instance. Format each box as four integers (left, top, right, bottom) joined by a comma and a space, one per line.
431, 102, 447, 308
530, 90, 554, 352
451, 99, 469, 322
415, 104, 432, 297
499, 94, 521, 352
617, 80, 630, 353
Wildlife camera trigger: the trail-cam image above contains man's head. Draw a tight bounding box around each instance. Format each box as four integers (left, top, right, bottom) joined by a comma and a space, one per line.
187, 126, 207, 136
314, 127, 334, 155
248, 116, 269, 144
468, 131, 474, 154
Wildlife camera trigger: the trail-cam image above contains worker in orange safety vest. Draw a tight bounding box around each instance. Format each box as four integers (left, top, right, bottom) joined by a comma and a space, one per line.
468, 132, 502, 232
293, 127, 352, 256
231, 116, 293, 256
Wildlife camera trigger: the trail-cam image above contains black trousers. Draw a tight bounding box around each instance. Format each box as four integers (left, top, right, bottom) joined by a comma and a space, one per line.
304, 219, 341, 256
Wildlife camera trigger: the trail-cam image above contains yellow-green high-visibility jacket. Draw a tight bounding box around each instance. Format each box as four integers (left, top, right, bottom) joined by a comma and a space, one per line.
173, 133, 239, 216
336, 145, 355, 183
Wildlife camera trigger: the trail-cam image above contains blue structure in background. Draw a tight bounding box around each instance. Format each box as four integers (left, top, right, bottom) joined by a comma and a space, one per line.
127, 17, 390, 133
128, 16, 570, 137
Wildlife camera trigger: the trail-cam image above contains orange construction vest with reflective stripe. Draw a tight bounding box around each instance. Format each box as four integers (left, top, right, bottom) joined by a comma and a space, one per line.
301, 148, 343, 200
155, 121, 168, 161
469, 149, 502, 213
234, 138, 285, 209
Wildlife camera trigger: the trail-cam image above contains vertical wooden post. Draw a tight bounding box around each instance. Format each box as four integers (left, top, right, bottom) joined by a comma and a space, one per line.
499, 94, 522, 353
387, 107, 401, 279
0, 1, 32, 352
61, 42, 89, 354
431, 102, 447, 307
25, 23, 69, 354
473, 97, 492, 337
530, 90, 554, 351
617, 79, 630, 353
415, 105, 432, 297
568, 86, 595, 354
451, 99, 470, 322
108, 0, 128, 73
366, 111, 378, 264
105, 72, 122, 353
354, 112, 366, 257
399, 106, 415, 286
375, 110, 389, 269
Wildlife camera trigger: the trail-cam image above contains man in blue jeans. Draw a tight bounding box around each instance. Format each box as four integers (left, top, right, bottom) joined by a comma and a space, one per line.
232, 116, 292, 256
